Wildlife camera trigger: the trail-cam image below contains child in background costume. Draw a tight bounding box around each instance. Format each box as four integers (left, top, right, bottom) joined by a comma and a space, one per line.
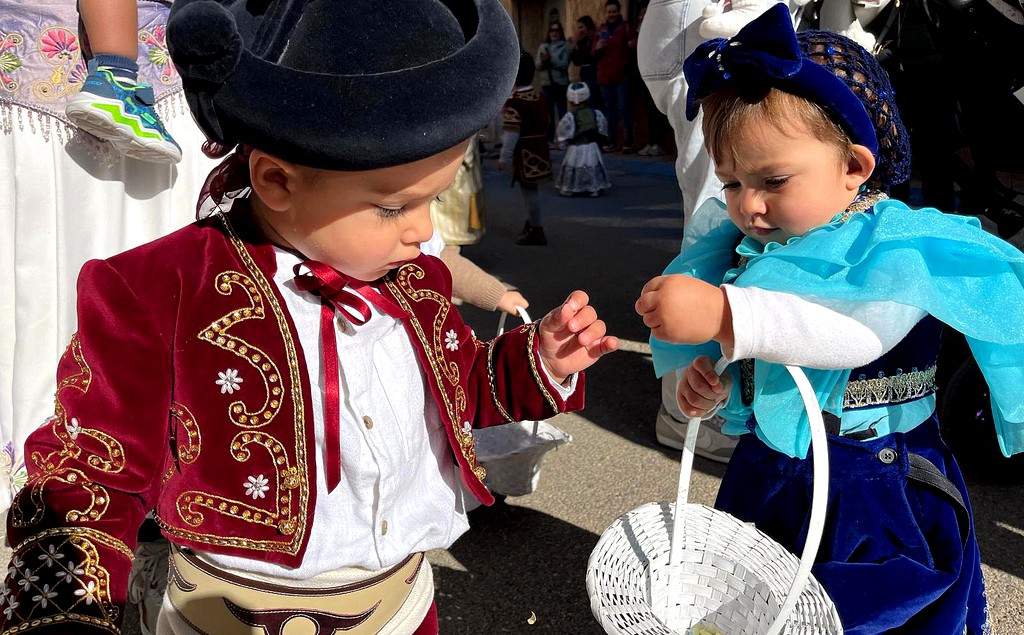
422, 230, 530, 316
427, 144, 530, 315
1, 1, 619, 634
555, 82, 612, 198
498, 52, 553, 247
635, 6, 1024, 633
65, 0, 181, 163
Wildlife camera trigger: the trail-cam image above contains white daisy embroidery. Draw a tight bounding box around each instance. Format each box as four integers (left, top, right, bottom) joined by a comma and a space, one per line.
73, 581, 97, 605
8, 555, 23, 579
461, 421, 472, 436
65, 418, 81, 440
32, 584, 57, 609
444, 329, 459, 351
60, 563, 85, 584
216, 369, 244, 394
17, 569, 38, 591
244, 474, 269, 499
37, 544, 63, 568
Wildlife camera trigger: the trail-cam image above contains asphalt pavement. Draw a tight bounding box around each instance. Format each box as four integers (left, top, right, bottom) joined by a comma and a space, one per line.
429, 149, 1024, 634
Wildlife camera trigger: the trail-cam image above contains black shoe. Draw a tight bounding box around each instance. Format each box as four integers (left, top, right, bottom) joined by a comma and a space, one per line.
517, 221, 532, 239
516, 226, 547, 246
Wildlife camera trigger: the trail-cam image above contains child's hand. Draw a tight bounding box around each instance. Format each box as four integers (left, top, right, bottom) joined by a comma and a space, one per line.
537, 290, 619, 384
497, 290, 529, 316
678, 355, 732, 418
635, 275, 733, 346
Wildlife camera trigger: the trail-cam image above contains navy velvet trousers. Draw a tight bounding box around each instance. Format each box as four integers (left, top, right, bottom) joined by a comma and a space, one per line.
716, 416, 990, 634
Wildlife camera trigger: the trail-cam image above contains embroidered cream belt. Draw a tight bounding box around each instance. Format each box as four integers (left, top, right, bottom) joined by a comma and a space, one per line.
167, 547, 431, 635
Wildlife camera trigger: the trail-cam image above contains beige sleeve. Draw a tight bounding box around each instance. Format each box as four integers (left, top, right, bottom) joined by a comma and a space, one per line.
438, 246, 508, 312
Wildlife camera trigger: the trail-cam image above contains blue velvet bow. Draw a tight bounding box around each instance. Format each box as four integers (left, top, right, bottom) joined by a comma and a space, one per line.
683, 3, 801, 121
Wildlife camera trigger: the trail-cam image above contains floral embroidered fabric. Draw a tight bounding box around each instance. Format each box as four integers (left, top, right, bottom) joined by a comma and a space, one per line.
0, 0, 179, 125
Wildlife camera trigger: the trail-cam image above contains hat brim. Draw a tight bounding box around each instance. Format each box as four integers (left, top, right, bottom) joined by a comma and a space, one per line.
171, 0, 518, 170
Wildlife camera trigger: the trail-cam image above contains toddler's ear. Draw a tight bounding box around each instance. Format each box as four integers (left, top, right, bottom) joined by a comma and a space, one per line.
845, 144, 876, 190
249, 151, 303, 212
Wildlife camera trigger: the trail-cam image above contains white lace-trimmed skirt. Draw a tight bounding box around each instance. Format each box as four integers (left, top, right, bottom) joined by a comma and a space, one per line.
0, 97, 217, 508
555, 142, 611, 194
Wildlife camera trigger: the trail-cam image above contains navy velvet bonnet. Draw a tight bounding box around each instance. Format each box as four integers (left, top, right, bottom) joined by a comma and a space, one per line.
166, 0, 519, 170
684, 4, 911, 188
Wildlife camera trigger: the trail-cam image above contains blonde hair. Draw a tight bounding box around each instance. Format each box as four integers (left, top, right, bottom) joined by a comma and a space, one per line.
700, 86, 853, 170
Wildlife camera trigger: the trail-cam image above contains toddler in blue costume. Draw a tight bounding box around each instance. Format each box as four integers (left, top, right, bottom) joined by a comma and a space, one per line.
635, 5, 1024, 633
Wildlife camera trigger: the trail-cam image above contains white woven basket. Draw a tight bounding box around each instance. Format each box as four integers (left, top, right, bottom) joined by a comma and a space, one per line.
472, 307, 572, 497
587, 362, 843, 635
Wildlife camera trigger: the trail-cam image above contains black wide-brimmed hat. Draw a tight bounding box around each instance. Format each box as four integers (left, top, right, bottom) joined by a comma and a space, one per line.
167, 0, 518, 170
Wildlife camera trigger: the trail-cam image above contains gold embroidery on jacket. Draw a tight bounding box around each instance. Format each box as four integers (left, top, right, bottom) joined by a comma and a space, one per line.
485, 340, 515, 424
200, 271, 282, 429
14, 336, 122, 528
174, 431, 296, 531
501, 106, 522, 131
520, 148, 551, 181
2, 527, 130, 634
516, 88, 542, 102
170, 402, 201, 464
526, 324, 560, 413
386, 266, 484, 480
156, 213, 309, 556
393, 265, 460, 387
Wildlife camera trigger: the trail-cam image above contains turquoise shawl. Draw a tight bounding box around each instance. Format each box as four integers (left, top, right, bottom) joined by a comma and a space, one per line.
651, 198, 1024, 458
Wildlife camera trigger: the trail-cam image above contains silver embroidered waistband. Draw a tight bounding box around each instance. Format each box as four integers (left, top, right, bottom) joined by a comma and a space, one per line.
844, 365, 937, 409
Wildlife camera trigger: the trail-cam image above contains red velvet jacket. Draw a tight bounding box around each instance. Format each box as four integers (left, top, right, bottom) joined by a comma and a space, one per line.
1, 207, 584, 634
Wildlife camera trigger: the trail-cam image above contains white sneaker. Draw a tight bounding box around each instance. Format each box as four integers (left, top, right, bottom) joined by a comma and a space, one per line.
637, 144, 653, 156
655, 404, 737, 463
127, 539, 170, 634
646, 144, 667, 157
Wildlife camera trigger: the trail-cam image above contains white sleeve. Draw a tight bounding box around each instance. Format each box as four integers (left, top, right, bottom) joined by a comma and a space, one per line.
539, 357, 580, 397
722, 285, 927, 369
499, 129, 519, 165
637, 0, 792, 222
595, 110, 609, 138
637, 0, 722, 222
555, 112, 575, 143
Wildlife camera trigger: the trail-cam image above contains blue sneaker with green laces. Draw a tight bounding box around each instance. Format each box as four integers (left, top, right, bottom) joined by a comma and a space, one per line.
66, 58, 182, 164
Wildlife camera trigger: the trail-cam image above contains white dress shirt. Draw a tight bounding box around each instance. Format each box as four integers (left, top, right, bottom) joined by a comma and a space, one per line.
201, 248, 472, 577
199, 248, 573, 578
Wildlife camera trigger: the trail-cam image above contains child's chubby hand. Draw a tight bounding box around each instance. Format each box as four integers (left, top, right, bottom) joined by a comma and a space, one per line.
537, 290, 619, 384
635, 275, 731, 345
678, 355, 733, 418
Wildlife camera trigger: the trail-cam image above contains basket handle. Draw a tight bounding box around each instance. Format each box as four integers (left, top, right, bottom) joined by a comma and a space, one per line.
496, 306, 539, 437
670, 359, 830, 635
496, 305, 532, 336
